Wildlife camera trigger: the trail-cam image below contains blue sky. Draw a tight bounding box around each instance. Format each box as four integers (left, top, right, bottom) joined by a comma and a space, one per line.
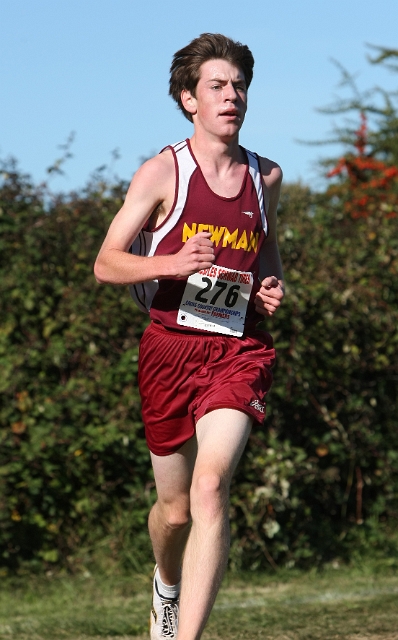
1, 0, 397, 193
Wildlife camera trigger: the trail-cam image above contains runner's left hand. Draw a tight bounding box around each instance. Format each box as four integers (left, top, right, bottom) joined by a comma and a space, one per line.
255, 276, 284, 317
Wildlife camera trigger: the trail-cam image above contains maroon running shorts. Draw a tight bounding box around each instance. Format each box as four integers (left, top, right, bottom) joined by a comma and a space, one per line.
138, 322, 276, 456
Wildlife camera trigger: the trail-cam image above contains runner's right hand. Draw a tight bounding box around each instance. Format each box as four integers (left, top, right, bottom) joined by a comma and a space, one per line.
170, 232, 215, 278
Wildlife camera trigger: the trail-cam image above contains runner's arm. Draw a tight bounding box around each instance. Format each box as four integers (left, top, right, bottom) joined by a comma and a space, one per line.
255, 159, 284, 317
94, 153, 214, 285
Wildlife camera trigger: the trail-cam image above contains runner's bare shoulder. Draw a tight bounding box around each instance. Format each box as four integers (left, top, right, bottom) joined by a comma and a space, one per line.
124, 147, 175, 211
258, 156, 283, 191
97, 148, 176, 255
258, 157, 282, 241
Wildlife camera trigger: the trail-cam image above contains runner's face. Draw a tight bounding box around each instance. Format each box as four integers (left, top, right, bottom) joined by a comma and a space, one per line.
183, 59, 248, 139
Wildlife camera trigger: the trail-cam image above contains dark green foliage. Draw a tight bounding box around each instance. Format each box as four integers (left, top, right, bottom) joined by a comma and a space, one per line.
230, 183, 398, 570
0, 163, 152, 572
1, 163, 397, 573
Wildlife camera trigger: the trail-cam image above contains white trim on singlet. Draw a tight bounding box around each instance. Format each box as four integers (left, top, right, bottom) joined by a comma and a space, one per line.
129, 140, 196, 312
129, 141, 267, 313
246, 149, 268, 237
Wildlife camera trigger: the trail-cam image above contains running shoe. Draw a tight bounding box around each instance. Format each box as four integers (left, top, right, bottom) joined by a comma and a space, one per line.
150, 566, 179, 639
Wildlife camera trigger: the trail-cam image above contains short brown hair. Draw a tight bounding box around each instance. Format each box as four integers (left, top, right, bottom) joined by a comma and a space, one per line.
169, 33, 255, 122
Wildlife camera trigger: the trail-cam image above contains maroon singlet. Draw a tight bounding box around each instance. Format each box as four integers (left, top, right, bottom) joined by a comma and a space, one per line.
130, 139, 268, 336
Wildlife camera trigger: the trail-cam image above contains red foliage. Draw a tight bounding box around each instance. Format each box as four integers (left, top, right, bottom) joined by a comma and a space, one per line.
327, 114, 398, 218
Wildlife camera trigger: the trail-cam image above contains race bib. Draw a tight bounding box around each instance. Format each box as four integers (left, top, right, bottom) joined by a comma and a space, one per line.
177, 265, 253, 336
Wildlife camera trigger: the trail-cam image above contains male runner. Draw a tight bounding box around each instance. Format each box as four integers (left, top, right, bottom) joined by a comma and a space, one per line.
94, 33, 284, 640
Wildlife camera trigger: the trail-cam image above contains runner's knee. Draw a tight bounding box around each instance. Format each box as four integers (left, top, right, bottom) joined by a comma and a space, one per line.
190, 471, 228, 520
158, 499, 191, 530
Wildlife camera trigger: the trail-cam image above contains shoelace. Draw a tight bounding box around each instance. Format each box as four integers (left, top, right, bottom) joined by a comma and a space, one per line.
161, 598, 179, 638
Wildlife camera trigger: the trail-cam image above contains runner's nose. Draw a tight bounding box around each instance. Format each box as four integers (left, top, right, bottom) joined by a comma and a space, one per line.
224, 83, 238, 102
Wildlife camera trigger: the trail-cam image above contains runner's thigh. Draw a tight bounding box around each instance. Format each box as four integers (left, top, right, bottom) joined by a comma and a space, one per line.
151, 436, 198, 505
194, 408, 252, 483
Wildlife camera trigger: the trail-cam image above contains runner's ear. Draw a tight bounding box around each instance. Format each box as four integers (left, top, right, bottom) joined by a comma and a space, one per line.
181, 89, 197, 116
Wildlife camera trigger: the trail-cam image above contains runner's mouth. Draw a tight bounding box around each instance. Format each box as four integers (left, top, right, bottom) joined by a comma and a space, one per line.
220, 110, 240, 118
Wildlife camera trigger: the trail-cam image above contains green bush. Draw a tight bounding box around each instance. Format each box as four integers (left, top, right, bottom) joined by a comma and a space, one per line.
1, 162, 397, 574
0, 164, 152, 572
230, 183, 398, 569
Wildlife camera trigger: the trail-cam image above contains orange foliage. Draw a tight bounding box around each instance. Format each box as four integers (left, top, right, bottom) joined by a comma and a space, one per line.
327, 113, 398, 218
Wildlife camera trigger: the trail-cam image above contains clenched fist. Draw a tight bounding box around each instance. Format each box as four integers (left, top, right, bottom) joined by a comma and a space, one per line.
171, 232, 215, 278
255, 275, 284, 317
